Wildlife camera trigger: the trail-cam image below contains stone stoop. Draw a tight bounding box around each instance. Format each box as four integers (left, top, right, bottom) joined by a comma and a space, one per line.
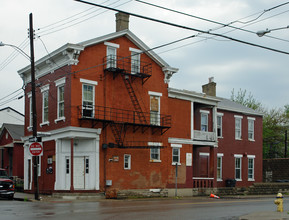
52, 192, 105, 200
247, 183, 289, 195
117, 189, 168, 199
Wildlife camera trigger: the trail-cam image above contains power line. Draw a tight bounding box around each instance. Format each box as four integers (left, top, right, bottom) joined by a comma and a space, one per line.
74, 0, 289, 55
37, 0, 132, 37
235, 1, 289, 24
135, 0, 289, 43
0, 39, 30, 71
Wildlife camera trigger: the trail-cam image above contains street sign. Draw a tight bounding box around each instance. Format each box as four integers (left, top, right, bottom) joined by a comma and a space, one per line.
29, 142, 43, 156
29, 136, 42, 142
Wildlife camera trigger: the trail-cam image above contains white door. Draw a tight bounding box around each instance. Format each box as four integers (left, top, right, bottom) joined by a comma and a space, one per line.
73, 157, 85, 189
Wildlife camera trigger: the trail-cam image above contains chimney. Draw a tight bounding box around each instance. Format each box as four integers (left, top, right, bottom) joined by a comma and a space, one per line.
115, 12, 130, 32
202, 77, 216, 96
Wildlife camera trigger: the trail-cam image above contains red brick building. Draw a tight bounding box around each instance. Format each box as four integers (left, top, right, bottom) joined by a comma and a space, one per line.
18, 13, 262, 195
0, 123, 24, 179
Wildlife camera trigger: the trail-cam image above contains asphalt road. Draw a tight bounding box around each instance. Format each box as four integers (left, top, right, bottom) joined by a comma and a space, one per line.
0, 196, 287, 220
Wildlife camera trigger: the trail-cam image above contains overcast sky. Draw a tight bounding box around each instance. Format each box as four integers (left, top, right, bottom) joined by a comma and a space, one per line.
0, 0, 289, 114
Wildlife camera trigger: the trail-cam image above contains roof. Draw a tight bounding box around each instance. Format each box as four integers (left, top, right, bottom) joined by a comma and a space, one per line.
1, 123, 24, 141
217, 97, 263, 116
18, 30, 178, 83
168, 87, 263, 117
0, 107, 24, 117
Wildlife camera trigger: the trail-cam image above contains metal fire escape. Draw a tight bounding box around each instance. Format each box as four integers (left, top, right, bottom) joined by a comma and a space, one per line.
78, 55, 171, 148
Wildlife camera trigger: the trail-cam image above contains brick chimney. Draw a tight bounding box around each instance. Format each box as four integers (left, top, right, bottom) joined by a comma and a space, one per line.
202, 77, 216, 96
116, 12, 130, 32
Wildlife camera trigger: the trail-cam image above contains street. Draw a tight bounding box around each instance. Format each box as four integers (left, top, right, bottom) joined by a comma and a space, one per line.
0, 196, 286, 220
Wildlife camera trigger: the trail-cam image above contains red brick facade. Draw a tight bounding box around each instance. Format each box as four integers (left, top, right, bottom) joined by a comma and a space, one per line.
19, 27, 262, 194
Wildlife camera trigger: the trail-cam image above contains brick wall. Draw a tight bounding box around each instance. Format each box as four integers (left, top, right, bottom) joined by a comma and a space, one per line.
263, 158, 289, 182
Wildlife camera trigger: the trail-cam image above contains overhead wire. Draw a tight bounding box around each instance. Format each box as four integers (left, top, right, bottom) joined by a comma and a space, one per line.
0, 38, 30, 71
74, 0, 289, 55
37, 0, 132, 37
135, 0, 289, 43
235, 1, 289, 24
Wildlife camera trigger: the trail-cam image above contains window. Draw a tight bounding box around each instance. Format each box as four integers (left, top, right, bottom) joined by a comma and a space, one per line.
217, 113, 223, 138
172, 148, 180, 164
131, 49, 141, 74
55, 77, 66, 122
200, 111, 209, 131
149, 142, 162, 162
235, 116, 243, 140
85, 158, 89, 174
217, 153, 223, 181
58, 86, 65, 118
66, 158, 70, 174
248, 155, 255, 181
124, 154, 131, 170
248, 117, 255, 141
81, 79, 97, 118
149, 92, 162, 126
234, 155, 243, 181
40, 85, 50, 126
28, 93, 32, 128
171, 144, 182, 165
107, 46, 117, 68
105, 42, 119, 68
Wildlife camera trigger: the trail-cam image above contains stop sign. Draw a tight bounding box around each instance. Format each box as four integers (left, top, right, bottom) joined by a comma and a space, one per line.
29, 142, 43, 156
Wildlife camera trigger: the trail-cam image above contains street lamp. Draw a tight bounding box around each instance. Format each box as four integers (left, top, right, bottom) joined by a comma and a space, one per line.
0, 13, 39, 200
256, 25, 289, 37
0, 42, 30, 61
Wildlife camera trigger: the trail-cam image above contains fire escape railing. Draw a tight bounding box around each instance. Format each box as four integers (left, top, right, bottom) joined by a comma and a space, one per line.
103, 55, 152, 79
78, 105, 171, 128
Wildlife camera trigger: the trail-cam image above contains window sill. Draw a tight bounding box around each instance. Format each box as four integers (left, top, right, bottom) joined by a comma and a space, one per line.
236, 179, 242, 181
248, 179, 255, 181
150, 159, 161, 163
217, 178, 223, 182
27, 126, 32, 132
55, 117, 66, 124
40, 122, 50, 127
248, 139, 255, 142
217, 136, 223, 139
235, 138, 242, 141
172, 162, 181, 166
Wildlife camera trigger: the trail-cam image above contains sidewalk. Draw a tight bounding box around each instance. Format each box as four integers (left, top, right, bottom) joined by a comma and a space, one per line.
14, 192, 35, 201
239, 211, 289, 220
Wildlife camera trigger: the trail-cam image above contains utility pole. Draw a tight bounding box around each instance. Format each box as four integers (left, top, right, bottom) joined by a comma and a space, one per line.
29, 13, 39, 200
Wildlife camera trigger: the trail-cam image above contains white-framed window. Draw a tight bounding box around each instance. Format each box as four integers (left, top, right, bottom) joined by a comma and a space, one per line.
130, 48, 141, 74
105, 42, 119, 68
58, 86, 65, 118
200, 110, 209, 131
217, 113, 223, 138
217, 153, 223, 181
149, 142, 162, 162
124, 154, 131, 170
28, 93, 32, 129
248, 155, 255, 181
55, 77, 66, 122
81, 79, 97, 118
234, 115, 243, 140
171, 144, 182, 165
149, 91, 162, 126
40, 85, 49, 126
234, 154, 243, 181
248, 117, 255, 141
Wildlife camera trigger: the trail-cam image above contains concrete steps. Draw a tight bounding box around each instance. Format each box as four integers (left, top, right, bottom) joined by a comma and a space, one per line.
52, 192, 105, 200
